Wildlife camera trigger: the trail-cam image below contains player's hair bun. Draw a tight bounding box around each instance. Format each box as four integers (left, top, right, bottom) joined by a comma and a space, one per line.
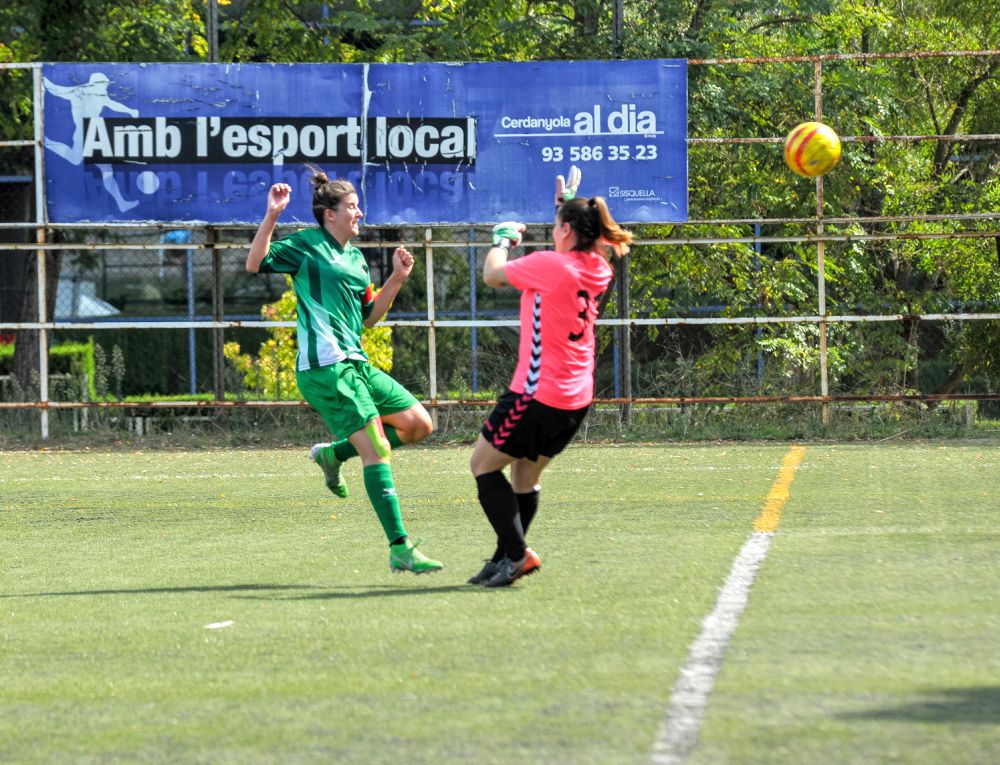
310, 169, 330, 187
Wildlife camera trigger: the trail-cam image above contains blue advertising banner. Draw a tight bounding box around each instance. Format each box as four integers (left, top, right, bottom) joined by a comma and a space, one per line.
42, 61, 687, 225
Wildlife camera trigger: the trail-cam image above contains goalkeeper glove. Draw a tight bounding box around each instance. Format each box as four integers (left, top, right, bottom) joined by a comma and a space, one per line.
492, 221, 524, 249
555, 165, 582, 205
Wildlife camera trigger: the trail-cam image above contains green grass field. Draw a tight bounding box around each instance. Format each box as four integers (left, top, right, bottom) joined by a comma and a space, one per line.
2, 442, 999, 765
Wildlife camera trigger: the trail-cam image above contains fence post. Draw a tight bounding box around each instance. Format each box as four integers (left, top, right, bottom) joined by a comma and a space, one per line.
186, 240, 197, 395
617, 253, 632, 426
754, 222, 764, 382
468, 226, 478, 392
424, 227, 438, 429
33, 65, 49, 439
815, 59, 831, 427
209, 226, 225, 401
34, 229, 48, 438
206, 0, 219, 64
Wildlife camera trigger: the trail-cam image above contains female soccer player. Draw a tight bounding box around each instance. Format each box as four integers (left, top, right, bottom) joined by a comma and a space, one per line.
246, 172, 442, 575
468, 167, 633, 587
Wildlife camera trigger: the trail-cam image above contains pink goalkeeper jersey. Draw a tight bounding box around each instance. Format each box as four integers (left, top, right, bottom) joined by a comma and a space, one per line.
504, 249, 614, 409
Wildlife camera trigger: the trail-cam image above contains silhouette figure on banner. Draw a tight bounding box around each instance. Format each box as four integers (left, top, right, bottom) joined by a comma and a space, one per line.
44, 72, 139, 212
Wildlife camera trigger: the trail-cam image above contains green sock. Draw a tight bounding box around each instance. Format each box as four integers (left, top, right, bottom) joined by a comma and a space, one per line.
333, 425, 404, 461
384, 425, 404, 449
363, 463, 407, 543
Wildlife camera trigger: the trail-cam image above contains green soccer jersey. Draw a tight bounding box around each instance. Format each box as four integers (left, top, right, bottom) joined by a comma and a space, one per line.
259, 227, 375, 371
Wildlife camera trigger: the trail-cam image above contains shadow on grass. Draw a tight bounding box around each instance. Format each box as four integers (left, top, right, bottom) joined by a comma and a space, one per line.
0, 583, 324, 598
239, 583, 487, 600
2, 582, 493, 600
839, 686, 1000, 725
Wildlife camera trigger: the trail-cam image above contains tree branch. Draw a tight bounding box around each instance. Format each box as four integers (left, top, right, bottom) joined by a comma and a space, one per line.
917, 69, 941, 135
746, 15, 812, 32
933, 60, 999, 177
685, 0, 711, 38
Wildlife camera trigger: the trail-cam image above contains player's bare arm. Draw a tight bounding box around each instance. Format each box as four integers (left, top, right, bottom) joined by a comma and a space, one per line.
364, 245, 414, 326
246, 183, 291, 273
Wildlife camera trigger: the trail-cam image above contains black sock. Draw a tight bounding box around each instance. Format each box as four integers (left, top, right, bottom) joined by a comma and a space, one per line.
491, 488, 540, 562
517, 487, 540, 535
476, 471, 526, 562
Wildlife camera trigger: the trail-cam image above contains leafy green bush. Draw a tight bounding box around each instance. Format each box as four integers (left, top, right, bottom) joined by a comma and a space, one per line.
0, 339, 96, 399
224, 276, 393, 400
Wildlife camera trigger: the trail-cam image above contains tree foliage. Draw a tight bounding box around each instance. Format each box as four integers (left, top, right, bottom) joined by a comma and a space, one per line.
1, 0, 998, 401
606, 0, 1000, 400
1, 0, 210, 149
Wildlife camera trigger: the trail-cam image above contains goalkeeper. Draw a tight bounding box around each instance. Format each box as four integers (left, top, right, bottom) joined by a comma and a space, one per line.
246, 170, 442, 575
468, 166, 633, 587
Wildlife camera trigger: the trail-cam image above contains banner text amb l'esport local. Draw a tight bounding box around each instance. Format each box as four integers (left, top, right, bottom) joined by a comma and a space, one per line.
42, 61, 687, 225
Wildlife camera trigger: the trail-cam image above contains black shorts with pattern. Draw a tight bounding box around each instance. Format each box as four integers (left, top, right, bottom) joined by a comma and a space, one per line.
482, 389, 590, 461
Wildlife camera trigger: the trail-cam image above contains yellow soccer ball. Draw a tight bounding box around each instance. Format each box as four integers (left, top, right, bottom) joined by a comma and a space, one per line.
783, 121, 841, 178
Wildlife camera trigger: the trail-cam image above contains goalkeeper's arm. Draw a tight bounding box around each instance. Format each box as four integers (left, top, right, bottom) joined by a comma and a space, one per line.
483, 221, 525, 288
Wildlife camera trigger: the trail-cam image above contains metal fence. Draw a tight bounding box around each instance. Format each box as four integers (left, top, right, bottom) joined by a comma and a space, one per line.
2, 52, 1000, 439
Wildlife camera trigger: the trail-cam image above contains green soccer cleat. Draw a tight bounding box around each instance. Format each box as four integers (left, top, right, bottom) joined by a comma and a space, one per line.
467, 559, 502, 585
389, 538, 443, 575
310, 443, 348, 498
484, 547, 541, 587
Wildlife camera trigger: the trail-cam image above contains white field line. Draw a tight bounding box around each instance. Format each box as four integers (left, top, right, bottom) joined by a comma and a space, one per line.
650, 531, 774, 765
651, 446, 805, 765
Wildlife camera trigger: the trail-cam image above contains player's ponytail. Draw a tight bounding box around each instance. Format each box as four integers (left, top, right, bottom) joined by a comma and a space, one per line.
559, 196, 633, 258
307, 165, 357, 226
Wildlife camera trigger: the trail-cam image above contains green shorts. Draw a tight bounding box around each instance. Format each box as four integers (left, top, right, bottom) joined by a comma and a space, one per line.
296, 359, 419, 440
